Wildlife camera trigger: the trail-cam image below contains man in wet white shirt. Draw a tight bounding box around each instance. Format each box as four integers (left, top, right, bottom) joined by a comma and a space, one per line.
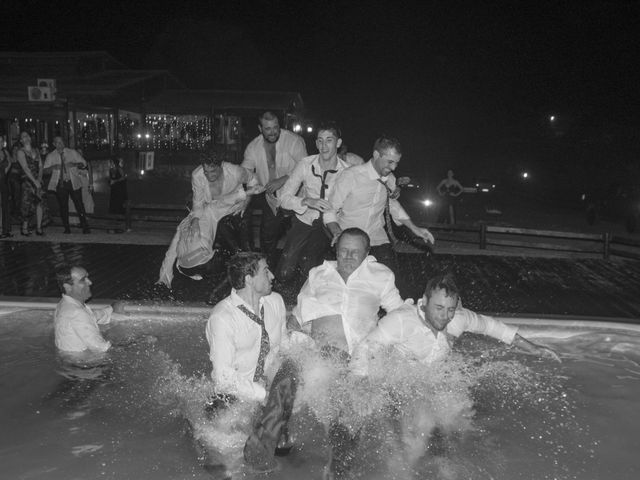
242, 111, 307, 265
206, 251, 297, 474
293, 227, 405, 356
157, 151, 262, 288
276, 121, 350, 283
351, 272, 559, 373
54, 264, 125, 354
324, 135, 434, 273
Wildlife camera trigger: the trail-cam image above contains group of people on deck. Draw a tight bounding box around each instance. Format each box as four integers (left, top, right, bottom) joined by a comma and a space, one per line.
51, 111, 560, 479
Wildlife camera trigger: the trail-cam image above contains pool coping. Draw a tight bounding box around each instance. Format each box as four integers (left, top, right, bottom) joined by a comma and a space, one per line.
2, 297, 640, 334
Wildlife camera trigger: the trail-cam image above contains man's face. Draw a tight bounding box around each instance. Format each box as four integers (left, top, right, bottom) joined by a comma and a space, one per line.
249, 259, 274, 296
315, 130, 342, 162
336, 234, 368, 279
53, 137, 65, 152
421, 288, 458, 331
259, 118, 281, 144
372, 148, 401, 177
203, 163, 222, 182
64, 267, 93, 303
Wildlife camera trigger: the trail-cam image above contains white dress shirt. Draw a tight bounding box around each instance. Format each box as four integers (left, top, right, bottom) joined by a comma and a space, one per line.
293, 256, 405, 354
241, 129, 307, 213
157, 163, 257, 287
279, 154, 350, 225
54, 295, 113, 353
206, 290, 288, 402
351, 299, 519, 375
323, 161, 410, 246
44, 148, 87, 191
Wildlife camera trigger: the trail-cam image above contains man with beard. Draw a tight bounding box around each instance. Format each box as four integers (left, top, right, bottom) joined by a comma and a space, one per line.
276, 122, 350, 284
242, 111, 307, 266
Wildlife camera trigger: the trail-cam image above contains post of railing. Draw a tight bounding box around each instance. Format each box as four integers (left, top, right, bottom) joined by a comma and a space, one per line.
125, 200, 132, 232
479, 223, 487, 250
603, 232, 610, 260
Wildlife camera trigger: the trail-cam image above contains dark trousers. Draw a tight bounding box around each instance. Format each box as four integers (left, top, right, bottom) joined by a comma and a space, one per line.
55, 181, 89, 230
247, 193, 290, 266
8, 173, 21, 219
275, 216, 331, 283
244, 359, 299, 469
216, 213, 251, 254
0, 184, 10, 234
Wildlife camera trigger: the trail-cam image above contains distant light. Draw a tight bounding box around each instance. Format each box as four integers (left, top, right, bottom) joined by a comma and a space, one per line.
550, 115, 555, 122
136, 133, 142, 139
293, 124, 302, 133
422, 199, 433, 207
481, 188, 489, 192
492, 184, 496, 189
581, 193, 586, 201
140, 170, 145, 175
306, 126, 313, 133
522, 172, 529, 179
475, 183, 479, 187
144, 133, 150, 139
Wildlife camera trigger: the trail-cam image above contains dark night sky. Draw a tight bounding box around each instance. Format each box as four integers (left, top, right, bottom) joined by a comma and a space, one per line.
2, 0, 639, 180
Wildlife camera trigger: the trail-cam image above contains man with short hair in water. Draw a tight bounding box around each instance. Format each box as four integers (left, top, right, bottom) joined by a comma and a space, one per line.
53, 264, 125, 355
242, 111, 307, 265
204, 252, 293, 476
348, 273, 559, 470
157, 150, 262, 288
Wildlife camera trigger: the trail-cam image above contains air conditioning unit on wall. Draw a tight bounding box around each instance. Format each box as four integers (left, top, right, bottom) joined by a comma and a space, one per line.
37, 78, 57, 92
27, 86, 54, 101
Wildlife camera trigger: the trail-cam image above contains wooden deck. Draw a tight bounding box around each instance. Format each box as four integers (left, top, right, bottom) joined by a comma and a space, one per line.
1, 241, 640, 319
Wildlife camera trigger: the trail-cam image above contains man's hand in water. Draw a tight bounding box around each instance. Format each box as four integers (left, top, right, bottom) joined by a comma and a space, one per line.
514, 335, 561, 362
111, 301, 126, 315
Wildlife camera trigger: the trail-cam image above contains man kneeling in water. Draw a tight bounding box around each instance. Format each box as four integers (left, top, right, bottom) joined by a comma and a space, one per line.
349, 273, 559, 462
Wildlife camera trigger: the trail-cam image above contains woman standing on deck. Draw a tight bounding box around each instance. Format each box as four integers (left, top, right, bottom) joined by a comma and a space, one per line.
16, 131, 48, 236
437, 169, 463, 225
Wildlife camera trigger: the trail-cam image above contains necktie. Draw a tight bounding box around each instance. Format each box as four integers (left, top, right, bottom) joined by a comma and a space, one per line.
377, 178, 398, 244
311, 164, 338, 226
59, 151, 68, 184
237, 304, 270, 382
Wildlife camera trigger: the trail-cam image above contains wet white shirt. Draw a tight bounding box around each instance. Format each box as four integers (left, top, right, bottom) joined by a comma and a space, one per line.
323, 161, 410, 246
279, 154, 350, 226
44, 148, 87, 191
241, 129, 307, 213
293, 256, 405, 354
54, 295, 112, 353
191, 162, 257, 215
351, 299, 519, 375
206, 290, 288, 402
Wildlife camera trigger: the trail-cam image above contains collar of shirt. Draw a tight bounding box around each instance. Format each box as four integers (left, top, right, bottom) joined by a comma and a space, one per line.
229, 288, 265, 316
322, 255, 378, 283
311, 155, 349, 173
61, 293, 87, 309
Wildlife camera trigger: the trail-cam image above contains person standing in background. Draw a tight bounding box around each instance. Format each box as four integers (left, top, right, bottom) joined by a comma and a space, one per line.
108, 157, 128, 215
43, 136, 91, 234
0, 139, 12, 238
16, 131, 47, 236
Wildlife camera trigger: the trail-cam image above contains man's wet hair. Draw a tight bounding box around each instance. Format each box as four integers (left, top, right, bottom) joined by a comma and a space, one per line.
259, 111, 279, 124
199, 147, 222, 168
227, 252, 266, 289
317, 121, 341, 139
373, 135, 402, 155
55, 263, 80, 292
424, 272, 460, 301
337, 227, 370, 253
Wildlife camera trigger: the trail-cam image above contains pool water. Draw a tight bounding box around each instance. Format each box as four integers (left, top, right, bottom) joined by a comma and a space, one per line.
1, 305, 639, 480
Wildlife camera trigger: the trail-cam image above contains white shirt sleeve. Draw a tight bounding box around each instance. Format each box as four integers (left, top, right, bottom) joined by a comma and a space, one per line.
379, 271, 405, 313
279, 161, 308, 214
446, 307, 518, 344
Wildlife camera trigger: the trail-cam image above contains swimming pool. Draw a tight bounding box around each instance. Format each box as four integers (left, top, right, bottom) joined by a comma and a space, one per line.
1, 302, 639, 479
